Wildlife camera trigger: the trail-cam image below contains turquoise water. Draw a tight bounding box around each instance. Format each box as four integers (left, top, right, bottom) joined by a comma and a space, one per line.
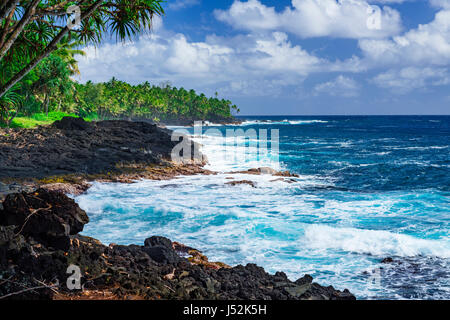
75, 116, 450, 299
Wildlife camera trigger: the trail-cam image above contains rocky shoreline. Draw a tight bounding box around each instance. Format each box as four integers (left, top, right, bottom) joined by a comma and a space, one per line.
0, 117, 212, 201
0, 117, 356, 300
0, 189, 355, 300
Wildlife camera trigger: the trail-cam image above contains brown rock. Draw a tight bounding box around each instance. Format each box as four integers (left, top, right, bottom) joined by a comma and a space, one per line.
225, 180, 256, 188
228, 167, 299, 178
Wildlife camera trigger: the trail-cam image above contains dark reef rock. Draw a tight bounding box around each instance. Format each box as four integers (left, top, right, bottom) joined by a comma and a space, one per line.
0, 118, 204, 180
144, 235, 173, 248
0, 189, 355, 300
143, 236, 181, 264
225, 180, 256, 188
230, 167, 299, 177
0, 189, 88, 250
52, 117, 92, 131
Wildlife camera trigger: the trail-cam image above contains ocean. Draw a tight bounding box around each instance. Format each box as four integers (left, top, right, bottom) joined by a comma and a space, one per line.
74, 116, 450, 299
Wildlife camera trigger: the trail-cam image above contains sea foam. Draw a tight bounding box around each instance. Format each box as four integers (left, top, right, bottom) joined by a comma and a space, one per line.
74, 117, 450, 299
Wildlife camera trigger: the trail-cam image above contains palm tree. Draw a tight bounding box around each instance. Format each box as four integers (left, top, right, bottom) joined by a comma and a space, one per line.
54, 36, 86, 76
0, 0, 165, 98
0, 86, 22, 127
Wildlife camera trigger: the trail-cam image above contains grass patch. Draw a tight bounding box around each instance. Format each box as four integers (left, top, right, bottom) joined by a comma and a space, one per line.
1, 112, 98, 129
10, 117, 51, 128
30, 111, 78, 122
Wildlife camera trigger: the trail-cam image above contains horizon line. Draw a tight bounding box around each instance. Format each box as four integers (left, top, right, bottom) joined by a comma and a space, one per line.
235, 114, 450, 117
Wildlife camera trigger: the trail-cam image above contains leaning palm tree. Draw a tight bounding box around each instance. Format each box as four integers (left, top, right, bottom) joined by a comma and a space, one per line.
0, 1, 165, 99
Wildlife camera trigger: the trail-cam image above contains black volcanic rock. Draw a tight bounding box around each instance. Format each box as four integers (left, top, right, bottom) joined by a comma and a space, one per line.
0, 189, 88, 250
0, 189, 356, 300
295, 274, 313, 286
0, 119, 181, 179
52, 116, 92, 131
143, 236, 181, 264
144, 235, 173, 248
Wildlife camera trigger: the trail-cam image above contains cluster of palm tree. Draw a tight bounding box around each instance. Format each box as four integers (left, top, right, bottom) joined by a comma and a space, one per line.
0, 0, 165, 125
2, 50, 239, 125
73, 78, 239, 122
0, 36, 80, 125
0, 1, 239, 126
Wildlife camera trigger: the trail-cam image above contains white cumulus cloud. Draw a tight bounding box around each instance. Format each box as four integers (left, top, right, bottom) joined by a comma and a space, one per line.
430, 0, 450, 9
372, 67, 450, 93
359, 9, 450, 66
77, 2, 450, 100
314, 75, 360, 97
78, 26, 357, 97
214, 0, 403, 39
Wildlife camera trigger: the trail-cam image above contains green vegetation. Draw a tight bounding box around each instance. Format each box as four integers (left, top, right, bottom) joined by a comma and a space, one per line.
1, 0, 165, 124
0, 51, 98, 127
0, 1, 239, 128
0, 52, 239, 128
6, 115, 55, 129
1, 111, 96, 128
0, 49, 239, 128
73, 79, 239, 123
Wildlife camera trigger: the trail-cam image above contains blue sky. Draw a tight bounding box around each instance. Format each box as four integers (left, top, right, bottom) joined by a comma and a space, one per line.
78, 0, 450, 115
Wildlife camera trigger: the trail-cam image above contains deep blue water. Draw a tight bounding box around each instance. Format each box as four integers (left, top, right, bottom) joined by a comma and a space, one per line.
238, 115, 450, 192
75, 116, 450, 299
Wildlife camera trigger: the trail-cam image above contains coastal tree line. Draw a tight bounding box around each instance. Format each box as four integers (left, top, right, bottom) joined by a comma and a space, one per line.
73, 79, 239, 122
0, 1, 238, 127
1, 50, 239, 126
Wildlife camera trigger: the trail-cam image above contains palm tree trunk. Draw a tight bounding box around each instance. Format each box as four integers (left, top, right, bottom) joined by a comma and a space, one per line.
0, 1, 17, 49
0, 0, 103, 99
0, 0, 40, 61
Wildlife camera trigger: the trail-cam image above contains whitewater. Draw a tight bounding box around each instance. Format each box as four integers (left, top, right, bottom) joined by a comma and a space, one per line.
74, 116, 450, 299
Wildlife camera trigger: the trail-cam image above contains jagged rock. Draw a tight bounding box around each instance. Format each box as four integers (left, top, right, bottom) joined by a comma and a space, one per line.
173, 241, 196, 254
0, 189, 355, 301
274, 171, 299, 178
0, 119, 197, 179
40, 182, 92, 196
52, 117, 92, 130
230, 167, 299, 178
186, 249, 231, 270
0, 225, 28, 266
0, 189, 89, 250
143, 236, 181, 264
225, 180, 256, 187
295, 274, 313, 285
258, 167, 278, 175
144, 236, 173, 248
0, 183, 35, 203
